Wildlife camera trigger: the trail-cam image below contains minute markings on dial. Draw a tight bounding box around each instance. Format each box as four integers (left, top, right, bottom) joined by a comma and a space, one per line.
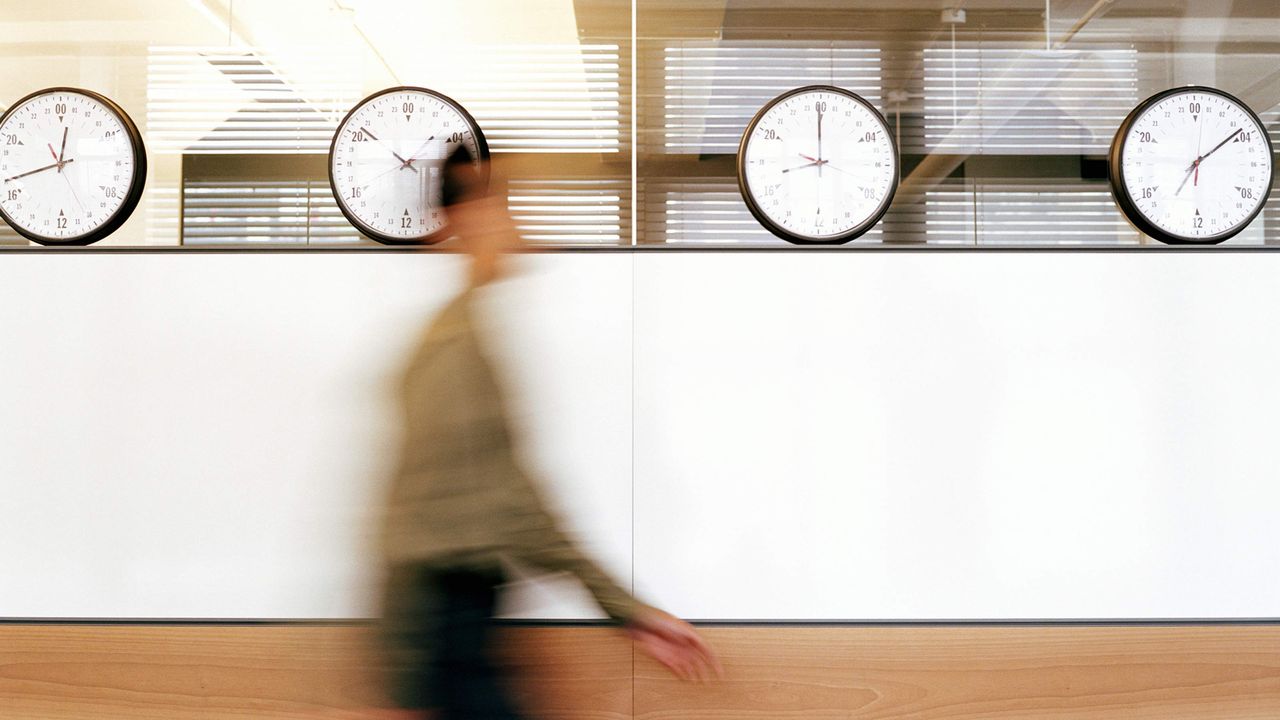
739, 87, 898, 243
1114, 88, 1271, 242
0, 89, 141, 243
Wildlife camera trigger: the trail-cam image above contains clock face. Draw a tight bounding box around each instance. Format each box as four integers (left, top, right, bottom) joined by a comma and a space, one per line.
738, 86, 898, 244
329, 87, 489, 244
1110, 86, 1274, 244
0, 88, 146, 245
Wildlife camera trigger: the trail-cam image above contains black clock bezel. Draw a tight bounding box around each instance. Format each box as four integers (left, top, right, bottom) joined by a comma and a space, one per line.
1108, 85, 1274, 246
737, 84, 899, 245
0, 87, 148, 247
328, 86, 491, 246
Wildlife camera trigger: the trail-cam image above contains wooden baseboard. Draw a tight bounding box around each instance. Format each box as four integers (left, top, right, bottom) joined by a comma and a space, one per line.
1, 624, 1276, 719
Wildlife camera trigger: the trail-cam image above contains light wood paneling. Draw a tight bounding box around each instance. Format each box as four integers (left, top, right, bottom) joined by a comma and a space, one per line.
635, 626, 1280, 720
0, 624, 631, 720
2, 624, 1278, 720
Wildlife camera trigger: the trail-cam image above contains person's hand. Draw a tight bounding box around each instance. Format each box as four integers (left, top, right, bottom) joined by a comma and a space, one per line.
626, 606, 723, 682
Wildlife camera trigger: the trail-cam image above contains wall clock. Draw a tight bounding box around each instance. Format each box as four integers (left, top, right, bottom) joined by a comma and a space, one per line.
738, 85, 898, 245
1109, 86, 1273, 245
329, 86, 490, 245
0, 87, 146, 246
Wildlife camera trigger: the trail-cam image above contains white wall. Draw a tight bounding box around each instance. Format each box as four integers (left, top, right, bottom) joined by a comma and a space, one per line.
1, 251, 1278, 619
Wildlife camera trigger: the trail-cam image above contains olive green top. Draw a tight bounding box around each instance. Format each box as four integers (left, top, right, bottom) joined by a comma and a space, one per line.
380, 287, 641, 623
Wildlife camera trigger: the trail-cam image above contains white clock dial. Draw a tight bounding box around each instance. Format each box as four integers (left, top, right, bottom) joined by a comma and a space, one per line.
1111, 87, 1273, 244
739, 86, 898, 244
330, 87, 488, 244
0, 88, 145, 245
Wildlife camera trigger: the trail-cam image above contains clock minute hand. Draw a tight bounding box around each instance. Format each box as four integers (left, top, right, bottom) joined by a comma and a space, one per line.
1199, 127, 1243, 165
3, 158, 75, 183
816, 106, 824, 178
1174, 161, 1198, 197
405, 135, 438, 163
1175, 128, 1243, 196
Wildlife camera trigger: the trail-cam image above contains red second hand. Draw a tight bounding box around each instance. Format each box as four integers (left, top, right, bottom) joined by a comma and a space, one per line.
48, 144, 59, 163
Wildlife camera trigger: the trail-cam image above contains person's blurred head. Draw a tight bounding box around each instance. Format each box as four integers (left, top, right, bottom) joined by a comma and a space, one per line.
438, 145, 523, 287
440, 144, 486, 208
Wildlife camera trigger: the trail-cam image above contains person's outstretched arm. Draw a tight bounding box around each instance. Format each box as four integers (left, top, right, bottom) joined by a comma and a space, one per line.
461, 323, 721, 681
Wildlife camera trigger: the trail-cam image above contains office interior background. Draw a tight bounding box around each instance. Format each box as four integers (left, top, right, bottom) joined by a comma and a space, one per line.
2, 1, 1279, 718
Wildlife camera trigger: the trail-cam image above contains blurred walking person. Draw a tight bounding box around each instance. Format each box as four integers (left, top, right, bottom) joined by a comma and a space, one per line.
377, 148, 720, 720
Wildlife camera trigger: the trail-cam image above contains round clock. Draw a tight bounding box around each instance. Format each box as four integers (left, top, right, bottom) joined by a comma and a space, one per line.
738, 85, 898, 244
1109, 86, 1273, 245
329, 86, 490, 245
0, 87, 146, 246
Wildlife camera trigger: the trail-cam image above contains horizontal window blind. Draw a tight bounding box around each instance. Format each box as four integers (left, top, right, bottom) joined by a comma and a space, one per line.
643, 178, 883, 245
181, 178, 627, 246
652, 42, 882, 155
643, 178, 1272, 246
182, 181, 361, 244
922, 46, 1139, 154
148, 43, 623, 155
449, 44, 625, 154
508, 179, 628, 244
923, 181, 1138, 244
147, 46, 362, 154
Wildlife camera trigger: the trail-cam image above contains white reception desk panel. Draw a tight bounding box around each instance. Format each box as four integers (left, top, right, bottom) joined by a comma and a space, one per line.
1, 250, 1276, 619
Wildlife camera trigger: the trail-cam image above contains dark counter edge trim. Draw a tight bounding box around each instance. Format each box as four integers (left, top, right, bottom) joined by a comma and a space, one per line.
4, 244, 1280, 254
2, 617, 1278, 627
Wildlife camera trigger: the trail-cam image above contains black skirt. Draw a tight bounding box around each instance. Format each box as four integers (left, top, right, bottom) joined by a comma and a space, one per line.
379, 563, 525, 719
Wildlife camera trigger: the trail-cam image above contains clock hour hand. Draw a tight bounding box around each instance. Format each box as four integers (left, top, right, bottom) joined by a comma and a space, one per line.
360, 126, 419, 173
782, 162, 820, 174
3, 158, 75, 183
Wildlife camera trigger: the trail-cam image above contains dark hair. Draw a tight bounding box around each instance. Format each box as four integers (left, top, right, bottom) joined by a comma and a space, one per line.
440, 144, 485, 207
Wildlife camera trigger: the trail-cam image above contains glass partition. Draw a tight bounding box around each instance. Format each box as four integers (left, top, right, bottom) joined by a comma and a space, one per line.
2, 0, 1279, 247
